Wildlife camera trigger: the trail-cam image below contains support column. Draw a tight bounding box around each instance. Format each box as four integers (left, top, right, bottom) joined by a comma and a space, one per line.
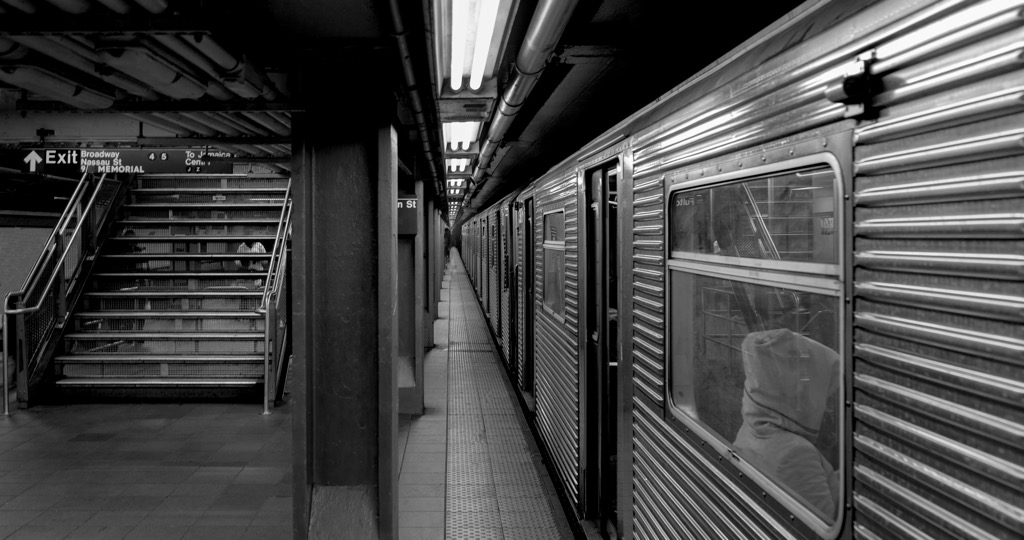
291, 55, 398, 539
397, 176, 424, 415
424, 197, 436, 348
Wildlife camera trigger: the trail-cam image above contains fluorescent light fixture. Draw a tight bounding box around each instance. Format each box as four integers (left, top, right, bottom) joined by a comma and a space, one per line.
443, 121, 480, 152
450, 0, 469, 91
446, 158, 472, 173
469, 0, 499, 90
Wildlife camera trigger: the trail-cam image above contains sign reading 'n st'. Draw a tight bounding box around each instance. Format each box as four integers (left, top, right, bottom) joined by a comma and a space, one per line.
21, 149, 233, 176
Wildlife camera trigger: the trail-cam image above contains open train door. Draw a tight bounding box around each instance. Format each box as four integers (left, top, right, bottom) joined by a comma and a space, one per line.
506, 200, 518, 380
583, 162, 619, 533
522, 197, 536, 397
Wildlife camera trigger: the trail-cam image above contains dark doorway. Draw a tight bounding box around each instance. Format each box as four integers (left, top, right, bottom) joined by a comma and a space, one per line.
584, 162, 619, 531
522, 198, 536, 394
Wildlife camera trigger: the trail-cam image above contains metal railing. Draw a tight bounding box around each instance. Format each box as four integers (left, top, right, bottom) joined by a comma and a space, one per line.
3, 172, 119, 414
257, 180, 293, 414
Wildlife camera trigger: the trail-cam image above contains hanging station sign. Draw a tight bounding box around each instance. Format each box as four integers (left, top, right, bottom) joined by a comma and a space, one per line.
397, 197, 418, 235
19, 148, 234, 176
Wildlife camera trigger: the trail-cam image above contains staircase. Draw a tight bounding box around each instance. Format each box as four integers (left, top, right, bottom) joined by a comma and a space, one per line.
53, 174, 289, 395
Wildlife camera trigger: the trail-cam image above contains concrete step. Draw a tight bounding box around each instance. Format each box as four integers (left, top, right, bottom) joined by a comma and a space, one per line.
63, 333, 265, 355
104, 240, 276, 256
124, 202, 284, 208
54, 354, 264, 363
90, 277, 265, 292
93, 258, 272, 274
73, 312, 264, 333
131, 192, 287, 205
137, 176, 288, 191
54, 353, 264, 386
54, 378, 262, 387
116, 218, 279, 225
81, 291, 263, 312
121, 207, 284, 221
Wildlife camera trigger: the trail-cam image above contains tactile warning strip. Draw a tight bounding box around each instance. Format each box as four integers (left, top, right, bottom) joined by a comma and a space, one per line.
444, 252, 572, 540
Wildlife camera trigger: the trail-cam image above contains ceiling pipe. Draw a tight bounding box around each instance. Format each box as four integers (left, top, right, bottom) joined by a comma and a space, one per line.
124, 113, 193, 136
133, 0, 166, 14
151, 112, 221, 137
388, 0, 446, 204
226, 113, 274, 137
463, 0, 580, 214
7, 36, 239, 140
98, 46, 207, 99
0, 37, 28, 60
193, 112, 244, 137
44, 0, 91, 13
240, 111, 289, 136
254, 145, 278, 155
138, 36, 241, 101
180, 34, 281, 100
234, 144, 265, 156
266, 111, 292, 130
96, 0, 131, 13
0, 65, 114, 108
152, 35, 221, 79
1, 0, 34, 13
212, 112, 263, 136
9, 35, 161, 100
151, 34, 243, 101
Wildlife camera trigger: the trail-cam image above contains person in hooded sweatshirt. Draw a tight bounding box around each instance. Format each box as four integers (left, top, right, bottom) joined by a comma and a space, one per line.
732, 327, 840, 519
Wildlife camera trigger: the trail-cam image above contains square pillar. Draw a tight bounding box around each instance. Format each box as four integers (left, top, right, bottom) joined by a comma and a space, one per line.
291, 60, 398, 539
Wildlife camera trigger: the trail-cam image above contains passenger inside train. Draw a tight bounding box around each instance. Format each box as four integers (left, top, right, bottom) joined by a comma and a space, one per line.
733, 328, 840, 519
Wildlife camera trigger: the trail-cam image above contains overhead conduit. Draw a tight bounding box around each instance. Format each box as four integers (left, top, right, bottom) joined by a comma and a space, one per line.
388, 0, 446, 203
2, 0, 289, 171
461, 0, 579, 217
2, 0, 162, 13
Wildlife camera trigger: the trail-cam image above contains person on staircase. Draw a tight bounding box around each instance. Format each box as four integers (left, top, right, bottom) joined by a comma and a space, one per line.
236, 241, 267, 305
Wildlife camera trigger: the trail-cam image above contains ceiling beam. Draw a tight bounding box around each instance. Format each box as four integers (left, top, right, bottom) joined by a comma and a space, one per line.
16, 100, 304, 113
0, 15, 210, 34
136, 137, 290, 146
203, 155, 290, 164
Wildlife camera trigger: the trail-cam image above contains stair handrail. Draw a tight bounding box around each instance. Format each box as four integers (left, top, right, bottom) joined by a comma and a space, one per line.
259, 179, 292, 313
3, 172, 110, 415
256, 179, 292, 414
14, 172, 92, 300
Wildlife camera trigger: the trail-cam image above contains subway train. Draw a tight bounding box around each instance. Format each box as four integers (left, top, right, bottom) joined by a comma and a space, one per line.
457, 0, 1024, 538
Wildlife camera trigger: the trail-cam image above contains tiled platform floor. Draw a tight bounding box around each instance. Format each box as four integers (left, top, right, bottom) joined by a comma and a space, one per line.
398, 252, 573, 540
0, 399, 291, 540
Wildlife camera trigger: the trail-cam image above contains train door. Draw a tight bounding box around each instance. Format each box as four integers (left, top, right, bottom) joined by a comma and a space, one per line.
491, 211, 499, 338
507, 201, 518, 378
522, 197, 536, 394
583, 162, 619, 531
484, 216, 490, 311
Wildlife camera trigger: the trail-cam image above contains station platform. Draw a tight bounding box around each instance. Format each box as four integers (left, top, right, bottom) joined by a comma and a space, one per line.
397, 252, 574, 540
0, 251, 573, 540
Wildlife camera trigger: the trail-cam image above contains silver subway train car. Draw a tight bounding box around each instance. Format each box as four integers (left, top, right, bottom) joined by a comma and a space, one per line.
460, 0, 1024, 538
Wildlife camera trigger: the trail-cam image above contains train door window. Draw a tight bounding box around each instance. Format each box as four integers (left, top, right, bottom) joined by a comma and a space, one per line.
667, 161, 843, 531
542, 210, 565, 317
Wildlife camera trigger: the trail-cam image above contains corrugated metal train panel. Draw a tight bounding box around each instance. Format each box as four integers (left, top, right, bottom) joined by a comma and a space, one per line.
533, 172, 582, 506
851, 2, 1024, 536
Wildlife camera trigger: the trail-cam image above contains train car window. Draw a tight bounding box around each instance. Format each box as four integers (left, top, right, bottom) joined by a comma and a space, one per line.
667, 163, 842, 529
669, 167, 837, 268
542, 210, 566, 317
